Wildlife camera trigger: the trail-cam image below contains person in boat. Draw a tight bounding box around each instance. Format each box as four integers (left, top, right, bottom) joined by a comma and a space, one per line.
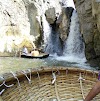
22, 46, 28, 55
31, 48, 39, 56
84, 74, 100, 101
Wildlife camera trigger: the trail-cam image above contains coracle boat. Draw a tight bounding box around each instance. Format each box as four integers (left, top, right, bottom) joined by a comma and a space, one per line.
0, 66, 100, 101
21, 53, 49, 59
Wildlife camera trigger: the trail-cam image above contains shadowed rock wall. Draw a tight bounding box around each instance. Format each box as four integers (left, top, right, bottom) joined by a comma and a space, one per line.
75, 0, 100, 67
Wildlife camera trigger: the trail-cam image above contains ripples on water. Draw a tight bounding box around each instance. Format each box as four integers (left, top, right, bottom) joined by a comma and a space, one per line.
0, 57, 46, 75
0, 56, 97, 75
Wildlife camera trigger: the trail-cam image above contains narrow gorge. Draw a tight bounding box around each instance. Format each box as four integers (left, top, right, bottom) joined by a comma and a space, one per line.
0, 0, 100, 67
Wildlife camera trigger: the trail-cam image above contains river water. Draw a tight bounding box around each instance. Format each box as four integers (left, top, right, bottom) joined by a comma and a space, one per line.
0, 9, 94, 76
0, 56, 97, 76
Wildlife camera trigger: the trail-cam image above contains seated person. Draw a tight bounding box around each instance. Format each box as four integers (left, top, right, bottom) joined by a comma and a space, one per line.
22, 46, 28, 55
31, 49, 39, 56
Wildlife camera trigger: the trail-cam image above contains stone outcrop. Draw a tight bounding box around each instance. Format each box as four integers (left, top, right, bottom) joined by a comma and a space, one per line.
0, 0, 75, 57
58, 7, 74, 41
92, 0, 100, 56
0, 0, 63, 56
45, 8, 56, 24
0, 0, 37, 56
75, 0, 100, 66
27, 3, 41, 37
45, 6, 74, 42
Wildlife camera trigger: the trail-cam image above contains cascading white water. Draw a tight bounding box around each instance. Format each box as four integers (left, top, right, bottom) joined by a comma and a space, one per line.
41, 0, 86, 63
56, 10, 86, 63
42, 14, 62, 55
62, 0, 75, 9
63, 10, 84, 56
42, 14, 52, 53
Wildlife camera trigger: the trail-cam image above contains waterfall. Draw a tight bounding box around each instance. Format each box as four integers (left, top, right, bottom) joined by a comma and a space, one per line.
42, 15, 62, 55
57, 10, 86, 63
62, 0, 75, 9
42, 14, 51, 52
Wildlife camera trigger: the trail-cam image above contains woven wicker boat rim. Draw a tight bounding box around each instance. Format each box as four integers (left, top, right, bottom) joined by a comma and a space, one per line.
0, 66, 98, 84
0, 66, 100, 101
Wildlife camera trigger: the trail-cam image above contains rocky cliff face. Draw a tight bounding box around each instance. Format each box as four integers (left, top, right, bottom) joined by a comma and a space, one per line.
0, 0, 36, 56
75, 0, 100, 66
0, 0, 100, 67
0, 0, 71, 56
